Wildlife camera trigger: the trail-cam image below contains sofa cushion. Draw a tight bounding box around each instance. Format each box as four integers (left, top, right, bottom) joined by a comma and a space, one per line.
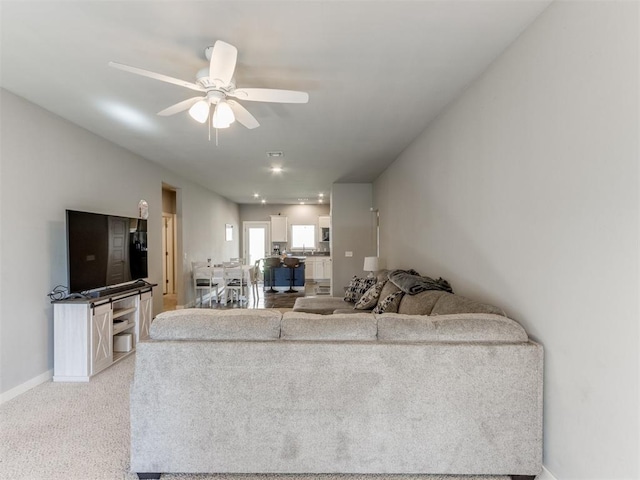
354, 281, 385, 310
372, 290, 404, 314
293, 296, 350, 315
397, 290, 448, 315
281, 312, 377, 341
150, 309, 282, 341
376, 313, 528, 343
378, 280, 401, 304
343, 276, 376, 303
431, 292, 506, 316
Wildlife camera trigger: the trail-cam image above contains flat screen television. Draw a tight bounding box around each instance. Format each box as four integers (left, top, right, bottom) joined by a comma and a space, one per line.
66, 210, 148, 294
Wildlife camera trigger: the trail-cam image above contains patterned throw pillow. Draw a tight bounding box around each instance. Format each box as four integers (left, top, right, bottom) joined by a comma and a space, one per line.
373, 291, 404, 314
344, 276, 377, 303
354, 281, 386, 310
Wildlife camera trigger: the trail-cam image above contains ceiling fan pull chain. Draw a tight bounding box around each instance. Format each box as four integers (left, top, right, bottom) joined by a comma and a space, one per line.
208, 105, 212, 142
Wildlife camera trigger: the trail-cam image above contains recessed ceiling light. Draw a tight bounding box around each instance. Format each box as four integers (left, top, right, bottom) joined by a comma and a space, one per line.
318, 193, 324, 198
319, 199, 323, 203
271, 166, 283, 173
300, 202, 305, 205
267, 151, 284, 158
261, 199, 267, 204
253, 193, 260, 198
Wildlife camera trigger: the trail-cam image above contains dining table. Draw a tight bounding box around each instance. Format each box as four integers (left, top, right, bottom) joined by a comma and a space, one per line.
207, 264, 253, 303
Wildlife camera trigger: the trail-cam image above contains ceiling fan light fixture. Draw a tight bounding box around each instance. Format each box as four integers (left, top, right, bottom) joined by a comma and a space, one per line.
189, 100, 210, 123
110, 40, 308, 133
212, 101, 235, 129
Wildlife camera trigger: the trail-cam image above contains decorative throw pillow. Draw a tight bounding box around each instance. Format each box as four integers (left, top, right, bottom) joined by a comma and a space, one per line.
354, 281, 386, 310
343, 276, 376, 303
343, 276, 360, 303
373, 291, 404, 314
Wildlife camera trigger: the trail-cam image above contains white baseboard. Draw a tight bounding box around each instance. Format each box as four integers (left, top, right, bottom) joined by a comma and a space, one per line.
1, 369, 53, 405
539, 465, 559, 480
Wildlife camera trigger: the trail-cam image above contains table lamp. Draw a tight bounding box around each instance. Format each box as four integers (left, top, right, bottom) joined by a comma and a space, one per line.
363, 256, 379, 278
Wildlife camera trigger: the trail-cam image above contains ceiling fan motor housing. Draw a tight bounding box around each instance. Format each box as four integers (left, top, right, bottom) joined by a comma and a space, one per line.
205, 90, 225, 104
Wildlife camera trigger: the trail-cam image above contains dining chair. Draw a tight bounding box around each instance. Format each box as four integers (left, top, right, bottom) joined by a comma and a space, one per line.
250, 259, 262, 302
192, 261, 220, 307
222, 263, 247, 305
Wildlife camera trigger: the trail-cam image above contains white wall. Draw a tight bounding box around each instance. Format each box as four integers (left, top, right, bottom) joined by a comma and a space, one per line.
331, 184, 375, 296
374, 2, 639, 478
179, 185, 239, 304
0, 89, 239, 395
239, 203, 330, 253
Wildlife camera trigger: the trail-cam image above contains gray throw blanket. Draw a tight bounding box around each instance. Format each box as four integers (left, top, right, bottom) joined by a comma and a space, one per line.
388, 269, 453, 295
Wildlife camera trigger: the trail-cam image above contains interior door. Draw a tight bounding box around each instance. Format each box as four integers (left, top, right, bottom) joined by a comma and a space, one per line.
243, 221, 271, 266
162, 215, 175, 294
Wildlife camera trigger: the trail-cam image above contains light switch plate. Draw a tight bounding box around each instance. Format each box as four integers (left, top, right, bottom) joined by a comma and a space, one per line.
345, 251, 353, 257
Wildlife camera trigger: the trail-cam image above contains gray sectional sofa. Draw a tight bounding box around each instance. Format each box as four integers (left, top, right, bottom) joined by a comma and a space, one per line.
130, 305, 543, 479
292, 279, 507, 317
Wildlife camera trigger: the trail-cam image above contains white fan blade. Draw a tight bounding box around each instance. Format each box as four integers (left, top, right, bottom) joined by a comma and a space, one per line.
230, 88, 309, 103
108, 62, 205, 92
228, 101, 260, 129
209, 41, 237, 87
157, 97, 204, 116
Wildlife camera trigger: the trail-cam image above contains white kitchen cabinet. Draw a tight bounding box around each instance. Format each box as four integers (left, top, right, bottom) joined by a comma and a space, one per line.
270, 215, 288, 242
321, 257, 332, 280
318, 215, 330, 244
304, 258, 316, 280
316, 257, 332, 280
319, 216, 330, 228
305, 257, 332, 281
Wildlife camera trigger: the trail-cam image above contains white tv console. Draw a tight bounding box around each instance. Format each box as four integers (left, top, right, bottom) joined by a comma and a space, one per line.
52, 283, 155, 382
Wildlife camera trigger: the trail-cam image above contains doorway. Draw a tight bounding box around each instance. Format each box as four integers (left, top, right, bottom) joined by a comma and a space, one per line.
243, 221, 271, 266
162, 214, 175, 294
162, 186, 178, 311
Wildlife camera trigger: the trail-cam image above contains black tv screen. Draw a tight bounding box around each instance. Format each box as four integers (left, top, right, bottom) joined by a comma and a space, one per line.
66, 210, 148, 293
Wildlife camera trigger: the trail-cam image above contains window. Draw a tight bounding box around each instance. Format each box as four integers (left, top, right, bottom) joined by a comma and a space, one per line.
291, 224, 316, 250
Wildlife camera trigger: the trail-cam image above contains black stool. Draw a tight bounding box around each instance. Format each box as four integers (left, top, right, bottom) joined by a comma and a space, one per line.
264, 257, 281, 293
283, 257, 300, 293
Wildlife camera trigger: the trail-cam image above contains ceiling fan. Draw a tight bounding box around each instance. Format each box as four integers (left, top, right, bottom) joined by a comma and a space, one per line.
109, 41, 309, 130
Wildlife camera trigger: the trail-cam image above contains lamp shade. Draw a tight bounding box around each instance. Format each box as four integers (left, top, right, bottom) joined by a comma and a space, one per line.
363, 256, 379, 273
188, 100, 210, 123
212, 101, 235, 128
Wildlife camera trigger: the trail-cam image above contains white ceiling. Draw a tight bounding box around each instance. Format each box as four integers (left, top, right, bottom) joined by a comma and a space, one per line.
0, 0, 551, 204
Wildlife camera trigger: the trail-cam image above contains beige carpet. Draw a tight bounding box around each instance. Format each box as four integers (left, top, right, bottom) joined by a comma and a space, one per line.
0, 355, 508, 480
